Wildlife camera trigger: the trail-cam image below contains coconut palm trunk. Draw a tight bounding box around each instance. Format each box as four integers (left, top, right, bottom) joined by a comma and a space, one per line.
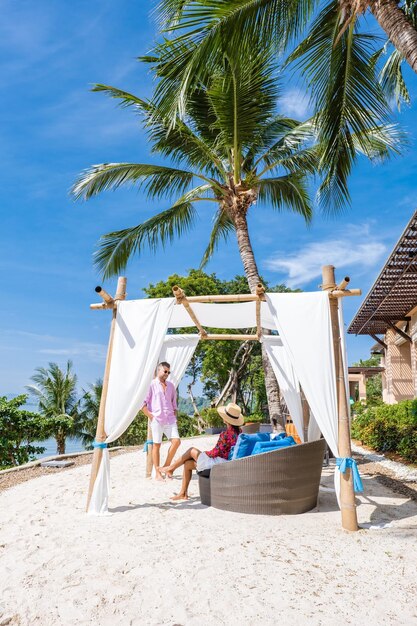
56, 432, 66, 455
233, 205, 285, 430
370, 0, 417, 74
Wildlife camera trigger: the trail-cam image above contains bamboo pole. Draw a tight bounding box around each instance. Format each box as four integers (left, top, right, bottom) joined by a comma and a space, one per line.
145, 418, 153, 479
176, 293, 260, 303
201, 333, 259, 341
86, 277, 127, 512
255, 283, 265, 338
337, 277, 350, 291
90, 302, 114, 310
172, 285, 208, 338
95, 286, 114, 306
322, 265, 358, 532
301, 388, 310, 442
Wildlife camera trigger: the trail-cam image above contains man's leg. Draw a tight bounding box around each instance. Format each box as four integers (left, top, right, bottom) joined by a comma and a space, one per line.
152, 443, 165, 481
163, 438, 180, 476
170, 460, 196, 501
150, 421, 164, 481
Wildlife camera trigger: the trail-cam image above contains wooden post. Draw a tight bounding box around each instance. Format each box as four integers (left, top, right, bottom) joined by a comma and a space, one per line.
172, 285, 208, 338
256, 283, 265, 339
301, 388, 310, 442
86, 277, 127, 511
146, 418, 153, 479
322, 265, 359, 532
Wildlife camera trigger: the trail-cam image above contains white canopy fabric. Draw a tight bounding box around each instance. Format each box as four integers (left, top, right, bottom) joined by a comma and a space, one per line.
266, 292, 339, 457
168, 301, 276, 330
263, 336, 305, 442
88, 298, 175, 515
159, 334, 200, 388
89, 291, 349, 515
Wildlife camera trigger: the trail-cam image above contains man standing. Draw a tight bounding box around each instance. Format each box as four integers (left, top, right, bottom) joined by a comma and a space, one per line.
141, 361, 180, 481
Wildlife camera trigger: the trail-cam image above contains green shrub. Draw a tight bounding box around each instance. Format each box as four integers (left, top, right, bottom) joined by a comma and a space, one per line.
176, 412, 200, 437
113, 411, 201, 446
199, 407, 224, 428
244, 413, 266, 424
351, 400, 417, 463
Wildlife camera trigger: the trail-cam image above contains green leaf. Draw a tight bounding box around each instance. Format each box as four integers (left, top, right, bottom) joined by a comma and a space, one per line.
95, 200, 198, 278
71, 163, 195, 201
200, 209, 234, 268
258, 173, 312, 221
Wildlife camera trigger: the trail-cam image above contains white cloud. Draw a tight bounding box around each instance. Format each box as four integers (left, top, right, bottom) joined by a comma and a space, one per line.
280, 89, 311, 119
264, 230, 387, 288
39, 342, 106, 363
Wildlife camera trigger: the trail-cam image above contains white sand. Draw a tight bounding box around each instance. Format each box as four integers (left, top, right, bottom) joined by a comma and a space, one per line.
1, 436, 416, 626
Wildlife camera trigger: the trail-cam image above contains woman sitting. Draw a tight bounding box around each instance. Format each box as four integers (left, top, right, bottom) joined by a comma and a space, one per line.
159, 402, 244, 501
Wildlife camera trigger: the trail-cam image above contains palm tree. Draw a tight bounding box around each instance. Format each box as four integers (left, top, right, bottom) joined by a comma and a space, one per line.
157, 0, 417, 76
79, 380, 103, 449
27, 361, 80, 455
150, 0, 409, 206
72, 49, 399, 425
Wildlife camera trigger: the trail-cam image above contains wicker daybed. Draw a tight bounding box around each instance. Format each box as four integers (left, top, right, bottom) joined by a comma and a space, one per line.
198, 438, 326, 515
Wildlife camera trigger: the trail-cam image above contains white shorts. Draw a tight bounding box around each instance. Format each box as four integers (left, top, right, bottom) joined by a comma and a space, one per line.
151, 420, 180, 444
196, 452, 228, 472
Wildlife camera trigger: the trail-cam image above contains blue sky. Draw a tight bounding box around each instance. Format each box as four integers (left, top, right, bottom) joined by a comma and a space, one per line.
1, 0, 417, 396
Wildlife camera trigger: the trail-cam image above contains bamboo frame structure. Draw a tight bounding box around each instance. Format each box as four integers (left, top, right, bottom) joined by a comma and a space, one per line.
88, 269, 361, 530
86, 277, 126, 511
322, 266, 359, 532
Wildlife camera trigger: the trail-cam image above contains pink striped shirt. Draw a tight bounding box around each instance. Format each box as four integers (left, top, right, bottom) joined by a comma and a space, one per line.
144, 378, 177, 425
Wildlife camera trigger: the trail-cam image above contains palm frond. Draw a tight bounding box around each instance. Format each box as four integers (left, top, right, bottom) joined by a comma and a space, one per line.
206, 50, 280, 180
379, 49, 411, 110
351, 123, 405, 160
288, 1, 399, 213
258, 174, 312, 222
200, 208, 234, 268
92, 84, 151, 111
149, 0, 315, 120
71, 163, 195, 201
94, 198, 199, 278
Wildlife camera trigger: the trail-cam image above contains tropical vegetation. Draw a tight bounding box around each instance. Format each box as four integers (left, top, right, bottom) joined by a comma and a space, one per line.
0, 395, 48, 469
352, 399, 417, 462
27, 361, 82, 455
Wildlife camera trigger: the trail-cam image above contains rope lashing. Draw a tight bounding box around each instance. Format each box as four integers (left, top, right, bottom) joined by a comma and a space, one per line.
336, 457, 364, 493
143, 440, 153, 452
93, 441, 108, 449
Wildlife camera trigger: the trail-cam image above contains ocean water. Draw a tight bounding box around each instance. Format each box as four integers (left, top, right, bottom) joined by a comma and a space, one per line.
33, 437, 86, 459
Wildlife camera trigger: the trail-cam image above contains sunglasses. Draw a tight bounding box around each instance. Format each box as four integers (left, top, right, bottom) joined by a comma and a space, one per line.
163, 369, 170, 374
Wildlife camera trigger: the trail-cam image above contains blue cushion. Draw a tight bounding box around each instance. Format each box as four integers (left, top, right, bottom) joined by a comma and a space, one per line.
251, 436, 296, 456
231, 433, 271, 460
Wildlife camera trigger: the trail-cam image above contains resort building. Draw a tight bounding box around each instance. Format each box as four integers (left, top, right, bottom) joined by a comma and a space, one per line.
348, 209, 417, 404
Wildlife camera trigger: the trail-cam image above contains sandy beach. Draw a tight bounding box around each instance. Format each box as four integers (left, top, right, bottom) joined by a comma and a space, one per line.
1, 435, 416, 626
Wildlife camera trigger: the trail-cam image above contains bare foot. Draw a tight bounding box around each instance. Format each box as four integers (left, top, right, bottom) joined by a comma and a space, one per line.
170, 493, 188, 501
158, 466, 174, 479
155, 472, 165, 482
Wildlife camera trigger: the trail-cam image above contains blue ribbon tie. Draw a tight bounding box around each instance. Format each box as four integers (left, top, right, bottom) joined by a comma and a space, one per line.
336, 457, 364, 493
93, 441, 108, 449
143, 440, 153, 452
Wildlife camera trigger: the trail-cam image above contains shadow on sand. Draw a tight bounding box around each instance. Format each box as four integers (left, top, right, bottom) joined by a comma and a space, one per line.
109, 496, 207, 514
318, 465, 417, 529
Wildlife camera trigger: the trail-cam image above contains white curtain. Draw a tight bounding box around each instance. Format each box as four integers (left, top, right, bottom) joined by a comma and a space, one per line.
308, 413, 321, 441
338, 304, 351, 418
159, 334, 200, 388
266, 293, 339, 457
88, 298, 175, 515
263, 336, 305, 442
168, 301, 276, 330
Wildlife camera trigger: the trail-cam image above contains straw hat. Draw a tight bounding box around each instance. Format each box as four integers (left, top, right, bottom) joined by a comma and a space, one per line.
217, 402, 244, 427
